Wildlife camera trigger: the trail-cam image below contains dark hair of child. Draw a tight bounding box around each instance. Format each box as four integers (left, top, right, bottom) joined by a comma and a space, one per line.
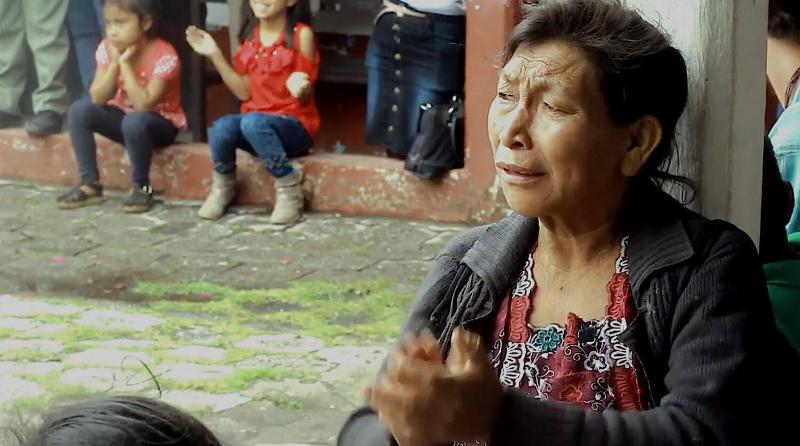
102, 0, 162, 38
238, 0, 312, 49
14, 395, 222, 446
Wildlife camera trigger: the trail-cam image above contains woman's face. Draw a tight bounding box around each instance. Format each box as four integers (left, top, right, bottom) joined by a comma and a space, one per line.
488, 40, 635, 220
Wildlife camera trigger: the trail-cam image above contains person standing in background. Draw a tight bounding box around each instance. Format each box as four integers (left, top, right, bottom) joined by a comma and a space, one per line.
761, 139, 800, 352
365, 0, 466, 159
768, 0, 800, 233
67, 0, 104, 94
0, 0, 71, 137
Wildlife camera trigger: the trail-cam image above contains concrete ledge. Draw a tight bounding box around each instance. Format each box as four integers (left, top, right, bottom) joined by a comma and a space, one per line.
0, 128, 504, 222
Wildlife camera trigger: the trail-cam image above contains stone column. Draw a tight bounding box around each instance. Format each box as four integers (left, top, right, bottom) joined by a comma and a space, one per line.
462, 0, 519, 220
626, 0, 768, 243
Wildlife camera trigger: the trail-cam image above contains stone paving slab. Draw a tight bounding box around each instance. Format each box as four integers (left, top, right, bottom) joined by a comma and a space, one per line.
0, 182, 473, 445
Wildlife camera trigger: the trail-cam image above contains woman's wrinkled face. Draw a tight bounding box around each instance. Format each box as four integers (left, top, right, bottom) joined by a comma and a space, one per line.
488, 40, 633, 219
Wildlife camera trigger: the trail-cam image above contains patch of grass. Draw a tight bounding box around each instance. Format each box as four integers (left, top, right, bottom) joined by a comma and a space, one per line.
230, 225, 253, 234
146, 316, 259, 358
2, 395, 49, 413
164, 266, 180, 276
0, 349, 64, 362
219, 348, 260, 364
0, 327, 18, 339
134, 282, 233, 300
16, 373, 89, 399
78, 217, 97, 227
132, 279, 413, 345
25, 312, 73, 324
11, 181, 39, 189
271, 395, 302, 410
53, 325, 145, 348
5, 372, 91, 414
261, 279, 412, 344
189, 405, 215, 416
425, 239, 447, 254
160, 367, 318, 393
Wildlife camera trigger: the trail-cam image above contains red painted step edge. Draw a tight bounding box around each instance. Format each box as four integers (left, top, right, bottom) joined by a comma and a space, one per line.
0, 129, 504, 223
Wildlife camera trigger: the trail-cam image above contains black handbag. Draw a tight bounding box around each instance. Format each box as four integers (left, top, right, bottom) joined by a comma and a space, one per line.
404, 96, 465, 180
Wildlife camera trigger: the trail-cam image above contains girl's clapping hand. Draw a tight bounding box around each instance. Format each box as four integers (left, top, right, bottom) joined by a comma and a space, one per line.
186, 26, 221, 57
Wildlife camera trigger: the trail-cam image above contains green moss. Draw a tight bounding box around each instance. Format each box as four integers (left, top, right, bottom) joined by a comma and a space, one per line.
132, 279, 412, 345
133, 282, 234, 299
230, 225, 253, 234
189, 405, 215, 416
260, 279, 412, 344
4, 372, 91, 414
14, 372, 90, 397
0, 349, 64, 362
54, 325, 145, 347
160, 367, 318, 393
2, 395, 49, 413
271, 396, 302, 410
219, 348, 260, 364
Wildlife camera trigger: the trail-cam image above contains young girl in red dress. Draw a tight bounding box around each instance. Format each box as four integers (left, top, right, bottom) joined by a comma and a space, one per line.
58, 0, 186, 214
186, 0, 318, 225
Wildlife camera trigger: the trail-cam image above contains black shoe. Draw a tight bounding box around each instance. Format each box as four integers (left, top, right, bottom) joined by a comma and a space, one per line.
0, 111, 22, 129
56, 183, 104, 210
25, 111, 63, 137
123, 184, 154, 213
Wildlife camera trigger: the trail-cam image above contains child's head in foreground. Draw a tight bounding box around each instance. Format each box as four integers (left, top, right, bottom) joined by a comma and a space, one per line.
16, 395, 222, 446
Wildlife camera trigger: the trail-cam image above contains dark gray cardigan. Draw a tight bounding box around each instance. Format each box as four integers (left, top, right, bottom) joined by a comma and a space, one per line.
338, 189, 800, 446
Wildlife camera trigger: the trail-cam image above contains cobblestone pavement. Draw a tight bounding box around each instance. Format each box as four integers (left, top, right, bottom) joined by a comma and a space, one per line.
0, 181, 468, 445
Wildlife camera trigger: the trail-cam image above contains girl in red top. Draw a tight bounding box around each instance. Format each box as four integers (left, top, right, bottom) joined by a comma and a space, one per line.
57, 0, 186, 214
186, 0, 319, 225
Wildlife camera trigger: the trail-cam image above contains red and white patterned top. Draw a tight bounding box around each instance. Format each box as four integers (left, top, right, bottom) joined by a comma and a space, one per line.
95, 38, 187, 129
456, 237, 649, 446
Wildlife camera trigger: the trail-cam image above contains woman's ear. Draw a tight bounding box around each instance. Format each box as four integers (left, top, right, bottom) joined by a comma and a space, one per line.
621, 115, 663, 177
142, 14, 154, 34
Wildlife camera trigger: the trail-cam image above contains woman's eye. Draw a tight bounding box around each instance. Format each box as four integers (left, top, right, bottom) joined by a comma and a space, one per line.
543, 102, 561, 113
498, 92, 516, 102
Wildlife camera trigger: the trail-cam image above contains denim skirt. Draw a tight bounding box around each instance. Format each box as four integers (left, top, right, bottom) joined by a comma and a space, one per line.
365, 4, 465, 157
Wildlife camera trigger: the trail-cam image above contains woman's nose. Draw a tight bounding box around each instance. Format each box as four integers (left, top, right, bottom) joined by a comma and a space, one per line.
499, 107, 533, 151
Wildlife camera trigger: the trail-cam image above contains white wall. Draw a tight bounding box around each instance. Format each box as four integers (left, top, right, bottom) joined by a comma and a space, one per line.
625, 0, 768, 243
206, 3, 229, 28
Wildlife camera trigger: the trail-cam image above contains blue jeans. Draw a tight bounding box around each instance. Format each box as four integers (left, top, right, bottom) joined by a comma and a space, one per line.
209, 113, 312, 178
68, 98, 179, 186
67, 0, 103, 91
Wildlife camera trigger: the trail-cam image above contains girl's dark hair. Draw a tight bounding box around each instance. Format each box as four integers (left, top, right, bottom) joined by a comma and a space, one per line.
102, 0, 162, 38
769, 0, 800, 42
238, 0, 312, 47
505, 0, 691, 192
17, 395, 222, 446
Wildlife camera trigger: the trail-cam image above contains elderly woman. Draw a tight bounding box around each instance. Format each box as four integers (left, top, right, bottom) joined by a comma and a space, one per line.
337, 1, 800, 445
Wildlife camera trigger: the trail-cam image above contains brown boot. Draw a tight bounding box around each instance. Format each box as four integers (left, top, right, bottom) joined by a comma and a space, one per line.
270, 167, 304, 225
198, 171, 236, 220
